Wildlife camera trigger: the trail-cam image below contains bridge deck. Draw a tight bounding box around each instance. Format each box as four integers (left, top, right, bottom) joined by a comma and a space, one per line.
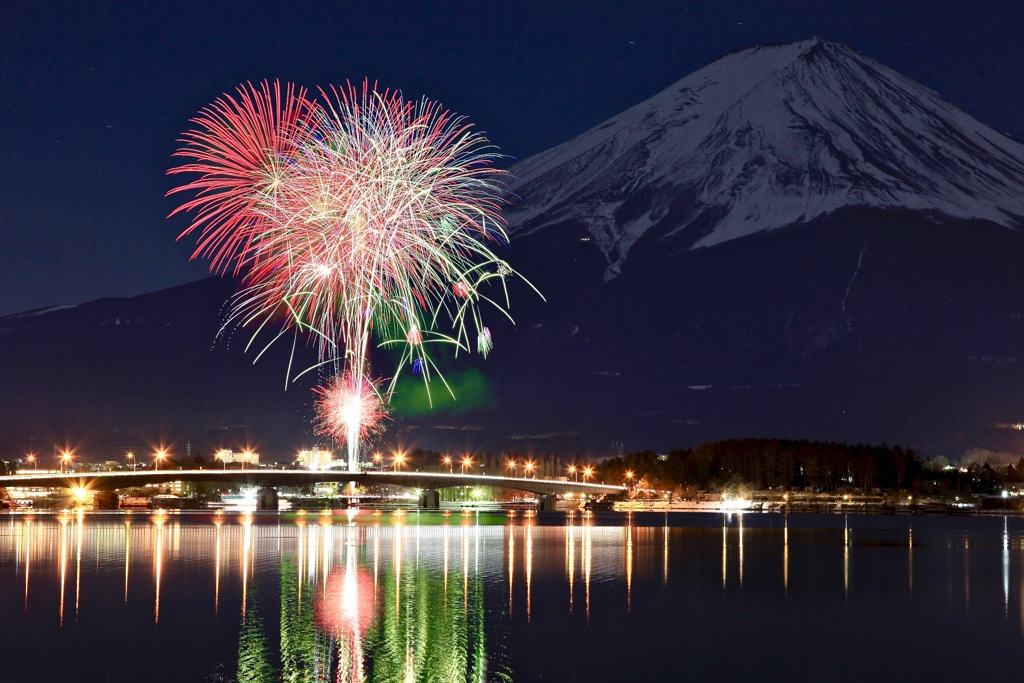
0, 469, 625, 497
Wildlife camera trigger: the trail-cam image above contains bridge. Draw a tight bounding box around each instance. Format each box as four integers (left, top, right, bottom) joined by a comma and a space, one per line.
0, 469, 626, 509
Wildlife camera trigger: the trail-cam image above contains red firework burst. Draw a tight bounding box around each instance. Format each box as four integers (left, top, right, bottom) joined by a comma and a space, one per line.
167, 80, 314, 276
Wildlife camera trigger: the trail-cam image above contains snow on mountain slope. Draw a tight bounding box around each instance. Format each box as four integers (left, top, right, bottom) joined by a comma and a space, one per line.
506, 38, 1024, 279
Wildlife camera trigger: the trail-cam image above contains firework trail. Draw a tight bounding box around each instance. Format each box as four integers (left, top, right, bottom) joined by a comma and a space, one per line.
169, 80, 537, 469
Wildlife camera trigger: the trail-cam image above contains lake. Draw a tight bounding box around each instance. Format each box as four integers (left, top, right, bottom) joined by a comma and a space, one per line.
1, 509, 1023, 681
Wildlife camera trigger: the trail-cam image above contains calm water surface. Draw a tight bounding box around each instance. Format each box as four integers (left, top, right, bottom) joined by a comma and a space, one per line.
2, 510, 1023, 681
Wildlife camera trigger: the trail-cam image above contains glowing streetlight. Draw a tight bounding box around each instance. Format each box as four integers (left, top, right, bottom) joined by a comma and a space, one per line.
155, 449, 167, 471
568, 464, 578, 482
27, 453, 36, 470
61, 451, 72, 473
242, 450, 252, 471
442, 455, 453, 473
524, 461, 535, 479
393, 452, 405, 472
507, 459, 518, 478
582, 466, 594, 482
126, 451, 136, 471
461, 455, 473, 475
373, 452, 384, 470
625, 470, 635, 486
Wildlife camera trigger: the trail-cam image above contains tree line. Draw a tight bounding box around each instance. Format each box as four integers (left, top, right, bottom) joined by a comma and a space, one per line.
596, 438, 927, 493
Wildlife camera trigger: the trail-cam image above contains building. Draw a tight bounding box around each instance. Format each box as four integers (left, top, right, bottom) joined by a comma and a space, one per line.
297, 448, 337, 470
215, 449, 260, 467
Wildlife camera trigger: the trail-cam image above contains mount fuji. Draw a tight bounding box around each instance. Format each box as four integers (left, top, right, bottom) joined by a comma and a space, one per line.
492, 38, 1024, 457
507, 37, 1024, 279
4, 38, 1024, 460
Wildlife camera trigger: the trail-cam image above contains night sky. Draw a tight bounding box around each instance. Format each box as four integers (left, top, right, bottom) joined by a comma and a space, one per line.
3, 0, 1023, 317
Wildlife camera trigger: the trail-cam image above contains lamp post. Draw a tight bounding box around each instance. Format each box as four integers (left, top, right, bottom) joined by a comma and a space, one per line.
507, 459, 518, 478
61, 451, 72, 473
27, 453, 36, 470
583, 466, 594, 483
524, 461, 535, 479
394, 452, 405, 472
461, 456, 473, 475
443, 456, 453, 474
373, 452, 384, 470
155, 450, 166, 471
568, 464, 577, 482
127, 451, 136, 471
625, 470, 635, 488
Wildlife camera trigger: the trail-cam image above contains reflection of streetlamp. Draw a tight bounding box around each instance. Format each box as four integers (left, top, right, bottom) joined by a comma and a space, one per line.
524, 461, 535, 479
126, 451, 136, 471
568, 464, 577, 482
461, 456, 473, 475
507, 459, 518, 478
442, 456, 453, 473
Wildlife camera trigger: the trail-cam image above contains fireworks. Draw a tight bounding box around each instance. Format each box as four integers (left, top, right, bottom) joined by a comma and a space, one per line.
169, 80, 538, 467
313, 372, 390, 445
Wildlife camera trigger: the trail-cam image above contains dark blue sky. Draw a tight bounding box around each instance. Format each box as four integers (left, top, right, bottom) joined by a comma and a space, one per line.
2, 0, 1022, 316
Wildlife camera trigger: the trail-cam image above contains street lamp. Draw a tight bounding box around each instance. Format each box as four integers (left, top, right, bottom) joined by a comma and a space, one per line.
126, 451, 136, 471
625, 470, 635, 487
568, 464, 577, 482
61, 451, 72, 473
394, 452, 405, 472
155, 449, 166, 471
442, 455, 453, 473
583, 466, 594, 482
373, 452, 384, 470
242, 450, 252, 471
524, 461, 535, 479
27, 453, 36, 470
461, 456, 473, 475
507, 459, 518, 478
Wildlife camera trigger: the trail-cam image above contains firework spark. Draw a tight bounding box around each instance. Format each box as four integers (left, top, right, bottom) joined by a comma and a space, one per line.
314, 372, 390, 446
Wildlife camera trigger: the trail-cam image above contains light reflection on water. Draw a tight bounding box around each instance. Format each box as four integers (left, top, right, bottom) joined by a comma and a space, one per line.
2, 511, 1024, 681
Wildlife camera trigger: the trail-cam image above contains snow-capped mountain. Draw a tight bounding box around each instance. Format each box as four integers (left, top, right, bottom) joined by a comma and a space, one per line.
508, 38, 1024, 279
